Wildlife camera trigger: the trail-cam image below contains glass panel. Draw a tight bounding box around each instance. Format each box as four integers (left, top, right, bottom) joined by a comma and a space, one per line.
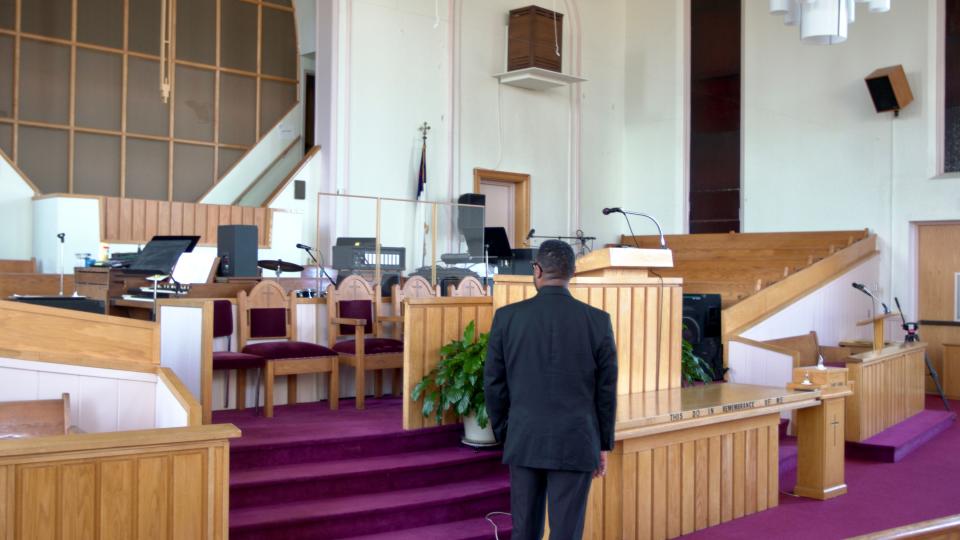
18, 126, 68, 193
22, 0, 71, 39
260, 79, 297, 137
261, 7, 298, 79
76, 49, 122, 131
0, 0, 14, 30
218, 147, 245, 178
127, 57, 169, 136
19, 39, 70, 125
220, 0, 257, 72
219, 73, 256, 146
176, 0, 215, 65
78, 0, 123, 49
0, 35, 12, 118
321, 194, 379, 282
174, 65, 214, 141
74, 133, 121, 196
129, 0, 161, 55
173, 143, 213, 202
0, 123, 12, 157
125, 138, 168, 200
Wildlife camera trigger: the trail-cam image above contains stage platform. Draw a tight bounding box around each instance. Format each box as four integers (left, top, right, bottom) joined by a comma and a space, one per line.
213, 398, 513, 540
845, 397, 957, 463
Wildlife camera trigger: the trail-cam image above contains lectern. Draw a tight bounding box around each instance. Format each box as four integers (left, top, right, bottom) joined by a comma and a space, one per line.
493, 248, 852, 539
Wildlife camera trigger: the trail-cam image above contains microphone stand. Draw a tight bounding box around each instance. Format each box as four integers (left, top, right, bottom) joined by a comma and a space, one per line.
620, 210, 666, 249
57, 233, 65, 296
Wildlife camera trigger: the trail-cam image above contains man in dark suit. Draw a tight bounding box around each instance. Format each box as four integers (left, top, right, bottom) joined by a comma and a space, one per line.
484, 240, 618, 540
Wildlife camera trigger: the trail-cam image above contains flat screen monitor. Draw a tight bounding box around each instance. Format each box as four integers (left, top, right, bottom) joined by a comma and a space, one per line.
483, 227, 513, 259
127, 235, 200, 275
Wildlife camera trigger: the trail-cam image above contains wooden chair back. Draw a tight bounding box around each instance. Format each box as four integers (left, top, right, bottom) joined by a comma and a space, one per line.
0, 393, 70, 439
447, 276, 487, 297
237, 280, 297, 349
327, 275, 380, 343
392, 276, 439, 311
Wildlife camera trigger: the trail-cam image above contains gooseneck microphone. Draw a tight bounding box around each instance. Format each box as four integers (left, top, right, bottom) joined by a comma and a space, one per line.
526, 229, 535, 240
852, 282, 890, 314
296, 243, 313, 251
602, 208, 667, 248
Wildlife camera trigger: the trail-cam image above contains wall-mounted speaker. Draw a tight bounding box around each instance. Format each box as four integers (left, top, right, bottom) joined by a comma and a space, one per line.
865, 65, 913, 114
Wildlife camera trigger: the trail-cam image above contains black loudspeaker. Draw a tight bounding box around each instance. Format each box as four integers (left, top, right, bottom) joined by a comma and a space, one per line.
682, 293, 723, 381
865, 65, 913, 114
457, 193, 486, 255
217, 225, 258, 277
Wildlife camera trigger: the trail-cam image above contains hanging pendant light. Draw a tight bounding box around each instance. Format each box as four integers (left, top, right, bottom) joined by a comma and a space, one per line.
770, 0, 892, 45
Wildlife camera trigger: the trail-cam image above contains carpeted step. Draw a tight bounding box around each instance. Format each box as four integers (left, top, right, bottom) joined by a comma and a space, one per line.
230, 477, 511, 540
230, 424, 464, 470
231, 447, 505, 509
341, 516, 513, 540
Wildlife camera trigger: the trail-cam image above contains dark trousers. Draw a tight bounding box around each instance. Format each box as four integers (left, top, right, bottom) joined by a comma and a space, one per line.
509, 465, 593, 540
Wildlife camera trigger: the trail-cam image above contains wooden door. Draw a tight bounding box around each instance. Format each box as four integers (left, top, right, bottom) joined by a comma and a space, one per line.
917, 222, 960, 393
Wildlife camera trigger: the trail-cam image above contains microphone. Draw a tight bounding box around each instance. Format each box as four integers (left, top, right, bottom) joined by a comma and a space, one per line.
851, 282, 890, 314
57, 232, 65, 243
296, 243, 313, 251
602, 208, 666, 249
526, 229, 535, 240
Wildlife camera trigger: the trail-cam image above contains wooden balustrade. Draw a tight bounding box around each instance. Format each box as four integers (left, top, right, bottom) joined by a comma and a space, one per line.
402, 296, 494, 430
0, 424, 239, 540
0, 299, 158, 372
100, 196, 272, 247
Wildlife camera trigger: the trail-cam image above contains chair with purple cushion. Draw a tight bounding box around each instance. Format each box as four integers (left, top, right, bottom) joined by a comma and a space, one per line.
238, 281, 339, 417
328, 275, 438, 409
211, 300, 265, 413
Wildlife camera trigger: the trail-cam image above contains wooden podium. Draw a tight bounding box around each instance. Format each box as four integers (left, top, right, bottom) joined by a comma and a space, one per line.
491, 248, 853, 538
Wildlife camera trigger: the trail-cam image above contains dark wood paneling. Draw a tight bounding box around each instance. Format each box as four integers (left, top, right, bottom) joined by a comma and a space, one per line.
690, 0, 741, 233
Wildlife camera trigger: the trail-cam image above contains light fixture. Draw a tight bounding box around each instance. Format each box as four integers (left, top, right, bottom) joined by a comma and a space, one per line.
159, 0, 174, 103
770, 0, 891, 45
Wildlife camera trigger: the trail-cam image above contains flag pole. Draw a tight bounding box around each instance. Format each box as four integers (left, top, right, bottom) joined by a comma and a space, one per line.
417, 122, 431, 268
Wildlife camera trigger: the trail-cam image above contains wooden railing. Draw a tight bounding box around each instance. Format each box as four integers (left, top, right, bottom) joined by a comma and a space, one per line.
850, 514, 960, 539
0, 424, 239, 540
0, 299, 158, 372
100, 195, 272, 247
403, 296, 494, 430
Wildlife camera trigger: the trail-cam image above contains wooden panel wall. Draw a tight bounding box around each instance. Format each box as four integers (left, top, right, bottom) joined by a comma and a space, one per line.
100, 196, 272, 247
0, 259, 35, 273
944, 344, 960, 400
0, 274, 76, 299
917, 223, 960, 394
403, 297, 494, 430
845, 348, 926, 442
0, 425, 238, 540
0, 299, 158, 372
580, 414, 780, 540
493, 277, 683, 393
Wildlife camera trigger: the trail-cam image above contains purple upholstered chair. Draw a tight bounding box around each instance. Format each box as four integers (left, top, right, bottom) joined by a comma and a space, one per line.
238, 281, 339, 418
211, 300, 265, 413
327, 275, 437, 409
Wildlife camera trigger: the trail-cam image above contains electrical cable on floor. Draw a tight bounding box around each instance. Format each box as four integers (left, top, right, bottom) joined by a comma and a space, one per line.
485, 511, 512, 540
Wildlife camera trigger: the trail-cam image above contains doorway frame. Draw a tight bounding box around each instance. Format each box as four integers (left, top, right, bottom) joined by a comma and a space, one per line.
473, 168, 531, 249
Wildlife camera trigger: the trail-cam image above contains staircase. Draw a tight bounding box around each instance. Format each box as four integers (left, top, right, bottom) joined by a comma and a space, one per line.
222, 398, 513, 539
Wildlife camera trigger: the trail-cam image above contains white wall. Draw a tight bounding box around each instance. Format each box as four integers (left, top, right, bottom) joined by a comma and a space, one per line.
329, 0, 630, 250
0, 156, 35, 260
32, 197, 101, 274
742, 2, 933, 315
0, 357, 161, 433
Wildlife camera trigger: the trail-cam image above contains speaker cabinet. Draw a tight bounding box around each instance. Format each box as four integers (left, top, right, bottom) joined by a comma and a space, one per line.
508, 5, 563, 73
682, 293, 723, 381
865, 65, 913, 114
217, 225, 258, 277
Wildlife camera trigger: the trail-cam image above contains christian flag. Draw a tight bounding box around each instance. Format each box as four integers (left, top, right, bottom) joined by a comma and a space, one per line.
416, 138, 427, 199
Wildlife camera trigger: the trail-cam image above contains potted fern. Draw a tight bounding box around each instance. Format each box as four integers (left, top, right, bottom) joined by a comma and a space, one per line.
412, 321, 496, 446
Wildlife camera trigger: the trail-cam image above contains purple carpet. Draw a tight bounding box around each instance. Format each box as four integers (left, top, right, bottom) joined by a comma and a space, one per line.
214, 398, 512, 540
686, 396, 960, 539
846, 409, 957, 463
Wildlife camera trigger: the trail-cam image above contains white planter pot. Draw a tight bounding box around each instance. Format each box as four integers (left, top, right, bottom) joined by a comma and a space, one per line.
462, 412, 497, 447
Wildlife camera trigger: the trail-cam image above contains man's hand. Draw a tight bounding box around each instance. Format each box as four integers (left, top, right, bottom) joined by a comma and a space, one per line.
593, 451, 608, 478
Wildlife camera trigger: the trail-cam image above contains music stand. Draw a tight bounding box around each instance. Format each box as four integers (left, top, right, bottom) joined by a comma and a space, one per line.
127, 235, 200, 275
483, 227, 513, 259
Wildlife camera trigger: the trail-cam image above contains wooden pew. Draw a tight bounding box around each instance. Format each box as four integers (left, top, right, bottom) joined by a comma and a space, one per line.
0, 259, 36, 273
0, 393, 70, 439
850, 514, 960, 539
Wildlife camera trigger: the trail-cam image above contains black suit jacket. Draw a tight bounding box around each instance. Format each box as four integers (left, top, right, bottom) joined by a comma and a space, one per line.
483, 286, 617, 472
